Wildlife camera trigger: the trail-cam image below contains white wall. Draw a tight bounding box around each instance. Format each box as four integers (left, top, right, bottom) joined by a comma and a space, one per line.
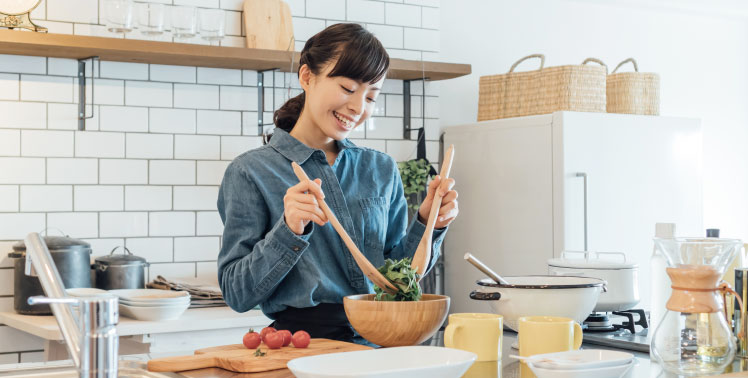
0, 0, 441, 362
439, 1, 748, 250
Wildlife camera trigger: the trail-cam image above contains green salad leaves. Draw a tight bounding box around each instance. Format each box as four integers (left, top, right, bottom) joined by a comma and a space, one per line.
373, 258, 422, 301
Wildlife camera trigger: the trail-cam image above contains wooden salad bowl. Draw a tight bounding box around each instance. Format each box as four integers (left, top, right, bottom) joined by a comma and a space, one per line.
343, 294, 450, 347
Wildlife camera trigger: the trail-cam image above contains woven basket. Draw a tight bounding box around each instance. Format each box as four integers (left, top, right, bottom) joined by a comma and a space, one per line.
478, 54, 607, 121
606, 58, 660, 115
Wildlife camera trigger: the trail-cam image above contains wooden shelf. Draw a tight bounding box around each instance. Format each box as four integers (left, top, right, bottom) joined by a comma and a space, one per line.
0, 30, 471, 81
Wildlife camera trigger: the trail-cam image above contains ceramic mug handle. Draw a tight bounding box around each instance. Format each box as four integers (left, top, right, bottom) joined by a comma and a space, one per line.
573, 322, 583, 349
444, 323, 462, 349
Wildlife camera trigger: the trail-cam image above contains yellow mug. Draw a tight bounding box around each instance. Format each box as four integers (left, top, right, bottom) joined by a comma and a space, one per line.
518, 316, 582, 357
444, 313, 502, 362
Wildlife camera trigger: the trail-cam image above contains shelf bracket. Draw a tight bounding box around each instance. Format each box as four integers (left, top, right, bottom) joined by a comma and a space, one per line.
403, 78, 429, 158
402, 78, 429, 139
77, 56, 98, 131
257, 68, 279, 135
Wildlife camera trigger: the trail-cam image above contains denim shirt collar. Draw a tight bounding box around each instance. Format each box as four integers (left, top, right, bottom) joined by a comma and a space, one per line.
269, 128, 357, 164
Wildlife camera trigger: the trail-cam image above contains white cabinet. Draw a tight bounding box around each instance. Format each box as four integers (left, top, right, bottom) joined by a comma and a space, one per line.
442, 111, 703, 315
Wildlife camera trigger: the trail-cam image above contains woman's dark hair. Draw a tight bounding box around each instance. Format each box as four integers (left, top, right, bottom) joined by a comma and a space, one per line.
273, 23, 390, 132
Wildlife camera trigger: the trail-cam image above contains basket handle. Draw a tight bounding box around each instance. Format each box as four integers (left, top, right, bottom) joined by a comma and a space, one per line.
582, 58, 608, 74
612, 58, 639, 73
509, 54, 545, 73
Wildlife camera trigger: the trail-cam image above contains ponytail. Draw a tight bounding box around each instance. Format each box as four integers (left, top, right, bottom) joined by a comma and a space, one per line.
273, 92, 305, 132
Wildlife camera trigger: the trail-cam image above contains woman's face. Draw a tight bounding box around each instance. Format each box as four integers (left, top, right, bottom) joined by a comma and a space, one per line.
301, 61, 384, 141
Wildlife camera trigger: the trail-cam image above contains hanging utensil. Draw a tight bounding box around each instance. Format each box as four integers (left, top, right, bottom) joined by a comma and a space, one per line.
290, 162, 398, 295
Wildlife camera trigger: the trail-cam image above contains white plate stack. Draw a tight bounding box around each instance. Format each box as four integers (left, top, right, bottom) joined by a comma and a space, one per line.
109, 289, 190, 321
520, 350, 636, 378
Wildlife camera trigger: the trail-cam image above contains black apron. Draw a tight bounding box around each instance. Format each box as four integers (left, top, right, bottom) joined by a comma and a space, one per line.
269, 303, 375, 346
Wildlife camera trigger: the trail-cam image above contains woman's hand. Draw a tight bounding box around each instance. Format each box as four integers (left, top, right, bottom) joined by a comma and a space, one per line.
284, 178, 329, 235
418, 176, 459, 229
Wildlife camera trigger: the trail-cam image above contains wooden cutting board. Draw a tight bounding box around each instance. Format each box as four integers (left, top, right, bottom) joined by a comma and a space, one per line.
243, 0, 294, 51
147, 339, 371, 373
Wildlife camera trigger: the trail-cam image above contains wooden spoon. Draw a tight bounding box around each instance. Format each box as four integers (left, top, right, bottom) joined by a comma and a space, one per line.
290, 162, 398, 295
412, 144, 455, 280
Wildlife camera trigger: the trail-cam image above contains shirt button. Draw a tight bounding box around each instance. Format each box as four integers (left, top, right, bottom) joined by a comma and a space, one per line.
292, 246, 301, 252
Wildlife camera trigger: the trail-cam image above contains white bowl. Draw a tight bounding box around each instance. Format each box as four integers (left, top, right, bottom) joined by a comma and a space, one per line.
66, 288, 109, 297
525, 349, 634, 370
119, 302, 189, 321
287, 346, 476, 378
109, 289, 189, 301
119, 299, 190, 307
471, 276, 605, 331
527, 359, 636, 378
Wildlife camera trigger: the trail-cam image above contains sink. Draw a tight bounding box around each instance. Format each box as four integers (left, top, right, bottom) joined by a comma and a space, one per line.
0, 360, 182, 378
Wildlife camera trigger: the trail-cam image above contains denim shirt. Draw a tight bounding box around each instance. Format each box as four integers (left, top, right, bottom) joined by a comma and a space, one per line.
216, 128, 447, 318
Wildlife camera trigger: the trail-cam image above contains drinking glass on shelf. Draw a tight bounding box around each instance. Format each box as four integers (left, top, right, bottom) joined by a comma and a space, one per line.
171, 5, 197, 39
103, 0, 135, 34
136, 2, 165, 36
198, 8, 225, 43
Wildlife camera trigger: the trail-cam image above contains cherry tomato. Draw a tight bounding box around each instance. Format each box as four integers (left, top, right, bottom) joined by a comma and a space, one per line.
292, 330, 310, 348
276, 330, 292, 347
264, 332, 284, 349
260, 327, 276, 343
242, 330, 261, 349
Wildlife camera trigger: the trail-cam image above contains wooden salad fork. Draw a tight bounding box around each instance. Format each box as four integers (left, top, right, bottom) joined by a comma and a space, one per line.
291, 162, 398, 295
411, 144, 455, 280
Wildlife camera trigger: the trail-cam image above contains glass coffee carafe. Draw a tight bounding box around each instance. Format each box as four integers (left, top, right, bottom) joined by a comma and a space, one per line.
651, 237, 743, 376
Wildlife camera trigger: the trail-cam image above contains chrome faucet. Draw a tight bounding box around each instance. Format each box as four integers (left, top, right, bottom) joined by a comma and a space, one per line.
23, 232, 119, 378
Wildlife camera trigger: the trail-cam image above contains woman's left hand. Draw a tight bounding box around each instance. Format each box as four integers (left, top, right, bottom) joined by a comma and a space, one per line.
417, 175, 459, 229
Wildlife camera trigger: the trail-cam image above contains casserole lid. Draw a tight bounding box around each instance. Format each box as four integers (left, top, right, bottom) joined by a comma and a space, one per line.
548, 251, 637, 270
95, 246, 147, 266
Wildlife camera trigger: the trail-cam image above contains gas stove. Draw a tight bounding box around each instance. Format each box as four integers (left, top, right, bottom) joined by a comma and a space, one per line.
581, 309, 651, 353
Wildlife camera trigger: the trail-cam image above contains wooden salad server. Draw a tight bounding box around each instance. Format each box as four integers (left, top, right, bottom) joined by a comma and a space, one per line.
291, 162, 398, 295
411, 144, 455, 280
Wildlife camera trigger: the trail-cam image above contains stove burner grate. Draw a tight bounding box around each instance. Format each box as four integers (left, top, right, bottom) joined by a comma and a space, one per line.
583, 309, 649, 334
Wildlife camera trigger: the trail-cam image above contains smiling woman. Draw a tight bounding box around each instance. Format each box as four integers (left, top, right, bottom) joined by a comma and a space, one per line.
216, 23, 459, 346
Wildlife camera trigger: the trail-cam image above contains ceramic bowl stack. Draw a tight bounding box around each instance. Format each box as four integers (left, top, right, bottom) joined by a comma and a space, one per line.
109, 289, 190, 321
521, 350, 636, 378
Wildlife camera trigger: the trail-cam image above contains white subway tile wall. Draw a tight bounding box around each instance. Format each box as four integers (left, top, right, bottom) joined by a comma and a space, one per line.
0, 0, 441, 360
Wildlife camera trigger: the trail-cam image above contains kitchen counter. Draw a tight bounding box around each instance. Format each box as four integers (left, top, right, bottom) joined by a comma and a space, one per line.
3, 330, 748, 377
0, 307, 272, 360
0, 307, 269, 341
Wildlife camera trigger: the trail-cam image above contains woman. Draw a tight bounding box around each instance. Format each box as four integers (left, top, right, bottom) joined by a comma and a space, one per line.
217, 23, 459, 345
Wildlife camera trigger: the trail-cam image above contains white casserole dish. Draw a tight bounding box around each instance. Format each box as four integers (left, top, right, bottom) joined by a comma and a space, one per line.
548, 251, 639, 312
470, 275, 606, 331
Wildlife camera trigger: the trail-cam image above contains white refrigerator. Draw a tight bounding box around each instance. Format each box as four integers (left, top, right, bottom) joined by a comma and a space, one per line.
442, 111, 703, 315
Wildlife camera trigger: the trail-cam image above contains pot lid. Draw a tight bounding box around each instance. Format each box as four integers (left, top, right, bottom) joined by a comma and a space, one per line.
10, 235, 91, 256
547, 251, 638, 269
95, 247, 147, 266
476, 275, 606, 289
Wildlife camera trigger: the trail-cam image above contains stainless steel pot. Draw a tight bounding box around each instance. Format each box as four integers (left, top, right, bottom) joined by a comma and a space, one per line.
9, 235, 92, 315
94, 247, 149, 290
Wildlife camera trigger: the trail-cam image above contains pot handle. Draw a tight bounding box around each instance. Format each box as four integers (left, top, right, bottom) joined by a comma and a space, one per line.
109, 246, 132, 256
469, 290, 501, 301
37, 227, 69, 237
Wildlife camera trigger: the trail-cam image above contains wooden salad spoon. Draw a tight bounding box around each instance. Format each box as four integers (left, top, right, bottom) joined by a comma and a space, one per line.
291, 162, 398, 295
411, 144, 455, 280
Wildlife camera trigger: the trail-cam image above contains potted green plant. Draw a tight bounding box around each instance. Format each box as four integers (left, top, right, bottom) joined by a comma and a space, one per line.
397, 158, 435, 221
